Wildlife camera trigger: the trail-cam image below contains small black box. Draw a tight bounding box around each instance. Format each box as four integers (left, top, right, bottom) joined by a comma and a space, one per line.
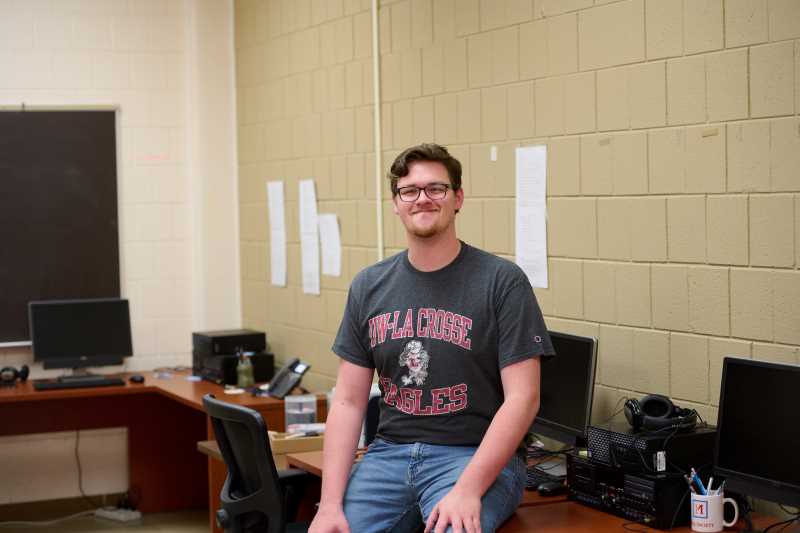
192, 329, 267, 373
201, 352, 275, 386
587, 420, 716, 475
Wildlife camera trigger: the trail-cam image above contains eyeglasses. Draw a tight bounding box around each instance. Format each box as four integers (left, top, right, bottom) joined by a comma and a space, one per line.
396, 183, 451, 202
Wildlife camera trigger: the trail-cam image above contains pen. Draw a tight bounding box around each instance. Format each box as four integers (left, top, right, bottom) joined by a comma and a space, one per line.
708, 476, 714, 493
716, 480, 726, 495
691, 468, 708, 495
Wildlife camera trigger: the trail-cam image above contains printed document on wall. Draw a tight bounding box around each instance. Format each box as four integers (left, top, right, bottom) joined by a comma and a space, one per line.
515, 145, 548, 288
267, 181, 287, 287
318, 213, 341, 277
299, 179, 321, 295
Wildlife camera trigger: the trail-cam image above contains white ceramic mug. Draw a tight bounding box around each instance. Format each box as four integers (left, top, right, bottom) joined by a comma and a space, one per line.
690, 492, 739, 532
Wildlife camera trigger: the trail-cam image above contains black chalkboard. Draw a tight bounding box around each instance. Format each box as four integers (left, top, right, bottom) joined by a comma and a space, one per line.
0, 110, 120, 343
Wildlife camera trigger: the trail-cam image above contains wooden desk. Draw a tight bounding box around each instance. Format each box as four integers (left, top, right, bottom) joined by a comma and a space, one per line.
500, 500, 787, 533
281, 452, 793, 531
286, 450, 323, 477
284, 450, 569, 509
0, 371, 326, 532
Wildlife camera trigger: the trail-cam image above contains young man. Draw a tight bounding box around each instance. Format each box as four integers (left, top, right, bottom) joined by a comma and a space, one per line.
310, 144, 554, 533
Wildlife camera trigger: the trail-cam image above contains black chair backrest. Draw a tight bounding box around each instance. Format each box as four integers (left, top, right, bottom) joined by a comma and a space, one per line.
365, 394, 381, 446
203, 394, 287, 533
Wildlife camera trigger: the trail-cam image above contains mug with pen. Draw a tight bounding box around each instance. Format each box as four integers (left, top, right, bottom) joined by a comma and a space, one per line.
686, 469, 738, 532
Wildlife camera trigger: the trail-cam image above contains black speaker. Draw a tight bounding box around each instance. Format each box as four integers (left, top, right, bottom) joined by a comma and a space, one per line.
200, 352, 275, 386
624, 394, 698, 432
0, 365, 29, 386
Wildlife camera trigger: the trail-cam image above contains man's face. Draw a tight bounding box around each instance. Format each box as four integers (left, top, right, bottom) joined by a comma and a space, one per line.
392, 160, 464, 239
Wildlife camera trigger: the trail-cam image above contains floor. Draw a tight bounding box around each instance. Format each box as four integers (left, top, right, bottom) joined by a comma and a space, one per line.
0, 509, 207, 533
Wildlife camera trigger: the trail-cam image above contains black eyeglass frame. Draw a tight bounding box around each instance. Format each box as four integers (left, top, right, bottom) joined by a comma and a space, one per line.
395, 183, 452, 202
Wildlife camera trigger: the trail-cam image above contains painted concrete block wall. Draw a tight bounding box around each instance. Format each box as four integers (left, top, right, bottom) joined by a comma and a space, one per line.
236, 0, 799, 432
0, 0, 238, 504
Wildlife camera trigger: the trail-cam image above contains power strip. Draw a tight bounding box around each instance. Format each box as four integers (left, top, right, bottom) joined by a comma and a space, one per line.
95, 507, 142, 522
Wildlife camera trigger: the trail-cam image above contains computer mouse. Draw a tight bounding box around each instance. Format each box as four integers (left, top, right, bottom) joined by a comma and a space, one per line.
129, 374, 145, 384
538, 481, 567, 496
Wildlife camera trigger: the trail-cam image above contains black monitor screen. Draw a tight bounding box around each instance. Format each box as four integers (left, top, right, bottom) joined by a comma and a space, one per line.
29, 298, 133, 370
531, 331, 598, 444
714, 357, 800, 507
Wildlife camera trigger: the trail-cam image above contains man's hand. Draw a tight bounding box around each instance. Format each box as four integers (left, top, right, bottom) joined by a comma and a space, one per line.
309, 503, 351, 533
424, 488, 482, 533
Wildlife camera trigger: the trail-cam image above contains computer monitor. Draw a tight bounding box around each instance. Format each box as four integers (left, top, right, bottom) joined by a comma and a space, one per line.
28, 298, 133, 371
530, 331, 598, 446
714, 356, 800, 507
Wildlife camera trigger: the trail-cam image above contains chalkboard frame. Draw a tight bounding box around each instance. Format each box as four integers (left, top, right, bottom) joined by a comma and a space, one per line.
0, 107, 121, 346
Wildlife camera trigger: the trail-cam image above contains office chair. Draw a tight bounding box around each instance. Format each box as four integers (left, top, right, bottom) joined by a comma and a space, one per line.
364, 394, 381, 446
203, 394, 310, 533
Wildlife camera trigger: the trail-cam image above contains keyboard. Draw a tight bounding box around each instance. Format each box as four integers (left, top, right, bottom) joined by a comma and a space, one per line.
525, 464, 566, 490
33, 376, 125, 391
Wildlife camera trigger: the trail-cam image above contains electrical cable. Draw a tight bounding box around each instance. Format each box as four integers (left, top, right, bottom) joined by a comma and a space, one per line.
763, 516, 799, 533
779, 504, 800, 516
600, 396, 630, 428
668, 487, 690, 531
74, 430, 100, 510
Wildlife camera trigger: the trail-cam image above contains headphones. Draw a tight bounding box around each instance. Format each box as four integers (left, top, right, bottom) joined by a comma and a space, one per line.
624, 394, 698, 432
0, 365, 29, 387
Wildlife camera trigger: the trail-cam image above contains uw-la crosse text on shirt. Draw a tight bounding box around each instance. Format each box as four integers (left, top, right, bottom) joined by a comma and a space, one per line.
332, 243, 554, 446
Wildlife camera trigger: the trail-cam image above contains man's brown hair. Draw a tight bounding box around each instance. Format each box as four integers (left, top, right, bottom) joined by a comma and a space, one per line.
387, 143, 462, 196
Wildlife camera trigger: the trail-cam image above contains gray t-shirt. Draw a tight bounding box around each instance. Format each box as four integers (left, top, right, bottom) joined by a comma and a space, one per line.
332, 242, 554, 446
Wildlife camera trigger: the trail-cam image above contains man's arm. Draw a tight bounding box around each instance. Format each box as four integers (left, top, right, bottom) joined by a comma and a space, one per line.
425, 357, 541, 533
309, 359, 374, 533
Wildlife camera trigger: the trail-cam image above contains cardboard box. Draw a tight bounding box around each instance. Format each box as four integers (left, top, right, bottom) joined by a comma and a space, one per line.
268, 431, 324, 469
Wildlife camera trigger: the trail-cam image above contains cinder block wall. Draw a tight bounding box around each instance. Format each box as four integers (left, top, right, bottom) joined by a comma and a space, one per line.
0, 0, 238, 505
235, 0, 800, 426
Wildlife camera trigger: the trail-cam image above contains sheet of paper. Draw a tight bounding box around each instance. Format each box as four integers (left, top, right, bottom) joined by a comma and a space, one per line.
515, 145, 548, 288
299, 179, 320, 295
318, 213, 342, 277
266, 181, 287, 287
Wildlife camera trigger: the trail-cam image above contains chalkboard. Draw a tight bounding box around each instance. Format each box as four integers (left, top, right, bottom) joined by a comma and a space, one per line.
0, 110, 120, 344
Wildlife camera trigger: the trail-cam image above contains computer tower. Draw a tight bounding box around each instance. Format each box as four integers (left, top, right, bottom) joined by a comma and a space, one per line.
587, 421, 716, 475
567, 451, 691, 529
192, 329, 267, 373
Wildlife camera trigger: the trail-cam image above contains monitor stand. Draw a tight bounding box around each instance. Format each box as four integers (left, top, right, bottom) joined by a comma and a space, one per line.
57, 370, 108, 384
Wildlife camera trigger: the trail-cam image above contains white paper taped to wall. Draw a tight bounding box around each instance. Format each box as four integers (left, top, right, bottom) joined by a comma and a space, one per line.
515, 145, 548, 288
299, 179, 320, 295
318, 213, 342, 277
267, 181, 287, 287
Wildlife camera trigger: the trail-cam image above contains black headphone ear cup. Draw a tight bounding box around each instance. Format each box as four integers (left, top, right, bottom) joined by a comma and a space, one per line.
641, 404, 699, 431
639, 394, 676, 419
0, 367, 14, 384
624, 399, 643, 430
0, 365, 30, 385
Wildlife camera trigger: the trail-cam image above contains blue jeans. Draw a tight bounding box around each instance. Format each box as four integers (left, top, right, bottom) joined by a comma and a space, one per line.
343, 438, 525, 533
